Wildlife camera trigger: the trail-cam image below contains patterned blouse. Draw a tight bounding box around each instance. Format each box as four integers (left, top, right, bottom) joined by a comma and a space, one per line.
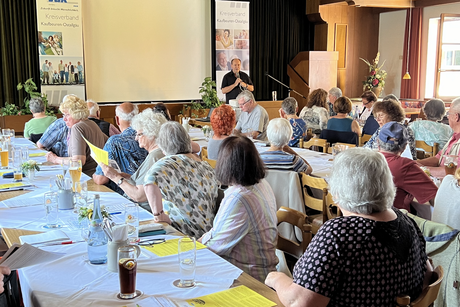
364, 126, 418, 160
288, 118, 307, 147
409, 120, 453, 149
299, 105, 329, 133
293, 210, 427, 306
144, 154, 219, 238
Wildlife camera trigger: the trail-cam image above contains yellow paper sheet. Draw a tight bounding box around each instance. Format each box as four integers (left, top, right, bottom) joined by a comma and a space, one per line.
83, 137, 108, 165
0, 182, 26, 190
141, 238, 206, 257
29, 152, 46, 157
184, 285, 276, 307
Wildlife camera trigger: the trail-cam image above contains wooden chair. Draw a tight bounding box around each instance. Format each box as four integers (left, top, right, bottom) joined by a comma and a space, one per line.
415, 140, 439, 159
327, 142, 356, 154
200, 147, 216, 168
276, 206, 312, 259
396, 266, 444, 307
301, 138, 329, 153
360, 134, 372, 147
300, 173, 336, 234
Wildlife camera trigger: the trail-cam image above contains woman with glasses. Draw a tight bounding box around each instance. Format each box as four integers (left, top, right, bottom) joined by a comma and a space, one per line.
100, 109, 167, 211
360, 91, 379, 136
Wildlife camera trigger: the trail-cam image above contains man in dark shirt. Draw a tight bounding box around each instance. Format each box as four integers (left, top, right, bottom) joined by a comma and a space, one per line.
221, 58, 254, 104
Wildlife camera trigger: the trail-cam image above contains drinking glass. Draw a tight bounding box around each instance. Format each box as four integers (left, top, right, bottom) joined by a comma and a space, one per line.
13, 168, 23, 182
69, 159, 82, 190
0, 141, 9, 169
117, 245, 142, 299
444, 155, 458, 176
61, 158, 70, 177
124, 203, 139, 243
2, 129, 10, 141
173, 237, 196, 288
44, 192, 60, 229
9, 129, 14, 145
12, 147, 22, 168
21, 146, 29, 161
73, 181, 88, 214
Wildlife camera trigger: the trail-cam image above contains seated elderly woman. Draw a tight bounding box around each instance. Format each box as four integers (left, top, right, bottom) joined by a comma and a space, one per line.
208, 104, 236, 160
259, 118, 312, 174
100, 109, 167, 211
279, 97, 307, 147
433, 167, 460, 229
327, 96, 361, 135
266, 147, 428, 307
200, 136, 278, 282
46, 95, 108, 176
299, 88, 329, 134
23, 97, 56, 139
409, 99, 452, 149
144, 121, 219, 238
364, 97, 417, 159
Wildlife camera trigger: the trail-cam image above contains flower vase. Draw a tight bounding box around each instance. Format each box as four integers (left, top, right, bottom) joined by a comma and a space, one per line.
26, 169, 35, 182
371, 86, 383, 98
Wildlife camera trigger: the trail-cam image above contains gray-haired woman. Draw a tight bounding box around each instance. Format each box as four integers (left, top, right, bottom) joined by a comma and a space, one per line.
266, 148, 428, 307
101, 109, 167, 211
24, 98, 56, 139
144, 121, 219, 238
409, 99, 453, 149
279, 97, 307, 147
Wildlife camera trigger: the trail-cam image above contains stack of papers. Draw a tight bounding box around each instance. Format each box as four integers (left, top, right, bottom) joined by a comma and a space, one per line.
19, 230, 69, 245
0, 243, 65, 270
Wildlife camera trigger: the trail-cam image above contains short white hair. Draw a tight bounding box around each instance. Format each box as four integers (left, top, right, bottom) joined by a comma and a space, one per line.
451, 97, 460, 114
267, 118, 293, 147
116, 104, 139, 122
131, 108, 167, 140
328, 87, 342, 99
329, 148, 395, 215
87, 99, 99, 117
236, 90, 255, 104
157, 121, 192, 156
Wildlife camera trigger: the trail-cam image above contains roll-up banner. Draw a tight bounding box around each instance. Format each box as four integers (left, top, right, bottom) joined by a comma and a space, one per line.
215, 1, 250, 103
36, 0, 85, 106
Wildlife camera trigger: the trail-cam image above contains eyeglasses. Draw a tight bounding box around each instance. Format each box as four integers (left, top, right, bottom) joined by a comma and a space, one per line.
63, 113, 71, 118
135, 132, 144, 137
375, 113, 386, 119
239, 99, 251, 107
138, 238, 165, 246
362, 100, 371, 106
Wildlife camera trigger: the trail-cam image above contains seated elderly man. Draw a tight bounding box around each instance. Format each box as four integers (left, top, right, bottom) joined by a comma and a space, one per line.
260, 118, 312, 174
93, 102, 148, 194
419, 97, 460, 178
278, 97, 307, 147
327, 87, 342, 117
234, 90, 269, 141
37, 114, 69, 157
87, 99, 120, 137
378, 122, 437, 216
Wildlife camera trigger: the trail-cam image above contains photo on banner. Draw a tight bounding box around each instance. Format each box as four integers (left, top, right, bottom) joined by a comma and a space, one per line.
215, 1, 250, 103
36, 0, 85, 104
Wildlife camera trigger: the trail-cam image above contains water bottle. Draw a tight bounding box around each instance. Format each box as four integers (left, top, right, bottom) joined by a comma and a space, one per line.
353, 105, 360, 121
87, 194, 108, 264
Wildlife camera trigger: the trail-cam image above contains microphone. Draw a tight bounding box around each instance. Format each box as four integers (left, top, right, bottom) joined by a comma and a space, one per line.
236, 72, 240, 79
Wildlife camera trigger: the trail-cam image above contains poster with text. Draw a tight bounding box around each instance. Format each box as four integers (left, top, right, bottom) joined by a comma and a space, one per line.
215, 1, 250, 103
36, 0, 85, 105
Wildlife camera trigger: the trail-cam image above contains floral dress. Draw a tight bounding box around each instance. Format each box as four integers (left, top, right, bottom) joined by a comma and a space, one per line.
144, 154, 219, 238
299, 105, 329, 133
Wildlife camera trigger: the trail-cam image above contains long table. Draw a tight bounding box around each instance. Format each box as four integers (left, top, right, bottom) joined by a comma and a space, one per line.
0, 138, 284, 306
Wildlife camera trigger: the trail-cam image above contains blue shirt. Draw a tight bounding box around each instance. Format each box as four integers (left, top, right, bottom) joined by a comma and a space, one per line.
38, 118, 69, 157
327, 117, 353, 132
288, 118, 307, 147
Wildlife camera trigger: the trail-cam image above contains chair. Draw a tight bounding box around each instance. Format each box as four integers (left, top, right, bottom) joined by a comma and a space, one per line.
415, 140, 439, 159
300, 173, 336, 234
200, 147, 216, 168
319, 129, 359, 146
301, 138, 329, 153
29, 133, 43, 144
396, 266, 444, 307
360, 134, 372, 147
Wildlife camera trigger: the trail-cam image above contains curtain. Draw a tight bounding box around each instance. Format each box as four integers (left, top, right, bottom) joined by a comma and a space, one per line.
250, 0, 313, 101
400, 8, 422, 100
0, 0, 40, 108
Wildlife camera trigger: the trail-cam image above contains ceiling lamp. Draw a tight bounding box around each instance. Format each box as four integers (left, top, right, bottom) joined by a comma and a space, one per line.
403, 0, 412, 80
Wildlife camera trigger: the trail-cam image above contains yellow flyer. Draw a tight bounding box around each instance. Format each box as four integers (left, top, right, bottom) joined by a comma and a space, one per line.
184, 286, 276, 307
82, 136, 108, 165
141, 238, 206, 257
29, 152, 47, 157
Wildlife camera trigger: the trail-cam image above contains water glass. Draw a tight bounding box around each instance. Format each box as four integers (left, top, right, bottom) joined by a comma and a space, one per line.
174, 237, 196, 288
21, 146, 29, 161
9, 129, 14, 144
44, 192, 60, 229
73, 181, 88, 213
12, 147, 22, 168
124, 203, 139, 243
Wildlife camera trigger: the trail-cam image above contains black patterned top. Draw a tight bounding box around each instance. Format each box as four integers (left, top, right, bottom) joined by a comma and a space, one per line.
293, 209, 427, 307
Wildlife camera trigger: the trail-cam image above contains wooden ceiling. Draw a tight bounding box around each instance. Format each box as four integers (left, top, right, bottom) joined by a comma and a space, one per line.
320, 0, 460, 8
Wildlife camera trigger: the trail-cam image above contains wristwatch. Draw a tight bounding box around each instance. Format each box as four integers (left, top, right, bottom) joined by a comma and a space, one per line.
117, 177, 125, 186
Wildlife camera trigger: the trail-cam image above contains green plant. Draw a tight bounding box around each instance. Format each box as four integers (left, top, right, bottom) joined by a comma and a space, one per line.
17, 78, 53, 115
21, 160, 40, 172
0, 102, 19, 116
198, 77, 223, 109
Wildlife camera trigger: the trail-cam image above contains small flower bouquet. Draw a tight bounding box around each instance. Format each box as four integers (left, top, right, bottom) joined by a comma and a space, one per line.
78, 204, 111, 222
21, 160, 40, 172
361, 52, 387, 91
202, 125, 212, 135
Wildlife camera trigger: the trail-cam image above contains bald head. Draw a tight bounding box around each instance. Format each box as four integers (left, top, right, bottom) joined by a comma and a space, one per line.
116, 102, 139, 131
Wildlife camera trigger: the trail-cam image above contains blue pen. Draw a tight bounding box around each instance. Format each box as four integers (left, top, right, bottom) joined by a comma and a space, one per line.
109, 211, 122, 215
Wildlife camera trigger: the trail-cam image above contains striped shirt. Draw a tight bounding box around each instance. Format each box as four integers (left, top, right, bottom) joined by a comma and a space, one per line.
259, 150, 309, 172
201, 179, 278, 282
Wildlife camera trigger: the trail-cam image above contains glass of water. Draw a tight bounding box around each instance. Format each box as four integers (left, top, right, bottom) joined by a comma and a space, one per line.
124, 203, 139, 243
173, 236, 196, 288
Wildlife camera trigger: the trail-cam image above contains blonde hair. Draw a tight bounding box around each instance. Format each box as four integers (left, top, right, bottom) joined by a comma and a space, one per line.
59, 95, 89, 120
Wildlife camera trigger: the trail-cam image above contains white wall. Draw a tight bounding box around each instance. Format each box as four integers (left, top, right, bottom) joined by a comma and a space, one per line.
378, 10, 406, 98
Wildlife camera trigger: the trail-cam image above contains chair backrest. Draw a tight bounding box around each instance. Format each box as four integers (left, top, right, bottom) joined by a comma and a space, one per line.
276, 206, 312, 258
301, 138, 329, 153
319, 129, 359, 146
396, 266, 444, 307
360, 134, 372, 147
29, 133, 43, 144
415, 140, 439, 158
200, 147, 216, 168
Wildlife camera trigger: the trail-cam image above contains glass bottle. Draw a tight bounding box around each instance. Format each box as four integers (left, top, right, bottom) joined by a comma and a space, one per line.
87, 194, 108, 264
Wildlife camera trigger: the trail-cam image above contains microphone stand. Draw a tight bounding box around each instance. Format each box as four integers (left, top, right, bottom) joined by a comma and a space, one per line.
266, 74, 307, 99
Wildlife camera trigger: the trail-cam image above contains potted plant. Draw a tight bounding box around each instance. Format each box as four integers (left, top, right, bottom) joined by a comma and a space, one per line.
21, 160, 40, 182
182, 77, 224, 118
361, 52, 387, 97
